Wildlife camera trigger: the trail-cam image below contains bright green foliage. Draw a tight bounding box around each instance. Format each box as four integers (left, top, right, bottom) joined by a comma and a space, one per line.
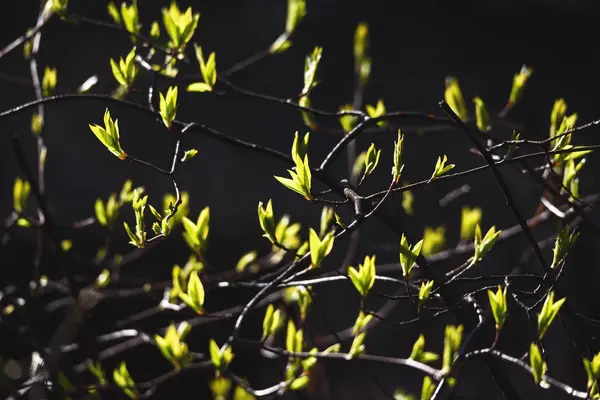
366, 99, 388, 127
31, 112, 44, 136
418, 280, 434, 312
123, 189, 148, 247
159, 86, 179, 128
187, 44, 217, 92
354, 22, 371, 85
88, 361, 107, 385
42, 66, 57, 97
409, 334, 439, 364
285, 0, 306, 34
529, 342, 546, 386
51, 0, 68, 13
429, 155, 455, 182
392, 130, 405, 184
182, 207, 210, 256
178, 270, 205, 314
236, 251, 257, 272
551, 225, 579, 269
562, 158, 585, 202
60, 240, 72, 251
283, 286, 312, 320
302, 46, 322, 95
487, 285, 508, 331
113, 362, 138, 399
169, 256, 205, 302
89, 108, 127, 160
442, 324, 463, 372
95, 268, 111, 288
349, 310, 373, 358
286, 319, 304, 354
422, 226, 445, 256
120, 1, 141, 36
308, 228, 334, 268
537, 291, 566, 340
150, 21, 161, 38
163, 191, 189, 226
110, 47, 138, 88
149, 203, 174, 236
460, 207, 482, 242
298, 95, 316, 128
421, 376, 436, 400
364, 143, 381, 177
582, 352, 600, 398
210, 376, 232, 400
274, 138, 313, 200
444, 77, 467, 121
402, 189, 414, 215
508, 65, 533, 106
162, 2, 200, 50
154, 321, 193, 370
348, 255, 376, 299
233, 385, 256, 400
13, 178, 31, 213
320, 206, 334, 237
258, 200, 276, 243
472, 224, 501, 263
292, 131, 310, 163
393, 389, 415, 400
550, 98, 567, 139
339, 104, 358, 132
399, 234, 423, 279
209, 339, 234, 375
181, 148, 198, 163
262, 304, 283, 340
273, 214, 303, 253
473, 96, 490, 132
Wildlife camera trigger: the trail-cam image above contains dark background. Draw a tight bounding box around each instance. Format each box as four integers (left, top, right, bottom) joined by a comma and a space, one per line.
1, 0, 600, 399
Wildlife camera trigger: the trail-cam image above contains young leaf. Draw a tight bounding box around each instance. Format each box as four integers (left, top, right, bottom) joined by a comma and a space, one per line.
162, 2, 200, 50
285, 0, 306, 34
442, 324, 463, 371
550, 98, 567, 139
112, 362, 138, 399
418, 280, 434, 313
209, 340, 234, 374
473, 225, 501, 263
409, 334, 439, 364
51, 0, 68, 13
429, 155, 455, 182
291, 131, 310, 162
89, 108, 127, 160
366, 99, 387, 127
120, 1, 141, 36
159, 86, 178, 128
487, 285, 508, 331
460, 207, 482, 242
444, 77, 467, 121
110, 47, 138, 88
308, 228, 334, 268
347, 255, 376, 299
422, 226, 445, 256
399, 234, 423, 279
181, 207, 210, 256
392, 130, 405, 184
537, 291, 566, 340
262, 304, 283, 340
13, 177, 31, 213
364, 143, 381, 176
302, 46, 322, 95
258, 200, 276, 244
354, 22, 371, 85
529, 342, 546, 386
402, 189, 414, 216
178, 270, 205, 314
473, 97, 490, 132
181, 148, 198, 162
551, 225, 579, 269
188, 44, 217, 92
320, 206, 334, 237
42, 66, 57, 97
274, 154, 312, 200
421, 376, 436, 400
508, 65, 533, 106
236, 251, 257, 272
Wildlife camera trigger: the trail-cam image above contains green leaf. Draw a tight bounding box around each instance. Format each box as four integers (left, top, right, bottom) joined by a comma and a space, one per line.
13, 177, 31, 213
487, 285, 507, 330
339, 104, 359, 132
444, 77, 467, 121
159, 86, 179, 128
303, 46, 322, 95
112, 362, 138, 399
291, 131, 310, 162
308, 228, 334, 268
364, 143, 381, 177
402, 188, 414, 216
392, 130, 405, 184
508, 65, 533, 106
262, 304, 283, 340
179, 270, 205, 314
320, 206, 334, 237
162, 2, 200, 50
418, 280, 434, 312
399, 234, 423, 279
236, 251, 257, 272
473, 96, 490, 132
31, 112, 44, 136
258, 200, 276, 243
442, 324, 463, 371
473, 225, 501, 262
181, 148, 198, 162
529, 342, 546, 386
347, 255, 376, 299
429, 155, 455, 182
421, 376, 436, 400
51, 0, 68, 13
551, 225, 579, 269
410, 334, 439, 364
181, 207, 210, 256
537, 291, 566, 340
192, 44, 217, 90
274, 151, 312, 200
110, 47, 138, 88
89, 108, 127, 160
460, 207, 482, 242
285, 0, 306, 33
366, 99, 387, 127
107, 2, 121, 24
550, 98, 567, 139
354, 22, 371, 85
422, 226, 445, 257
120, 1, 140, 35
42, 66, 57, 97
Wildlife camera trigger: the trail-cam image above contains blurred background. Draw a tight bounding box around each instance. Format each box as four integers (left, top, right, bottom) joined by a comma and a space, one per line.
1, 0, 600, 398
